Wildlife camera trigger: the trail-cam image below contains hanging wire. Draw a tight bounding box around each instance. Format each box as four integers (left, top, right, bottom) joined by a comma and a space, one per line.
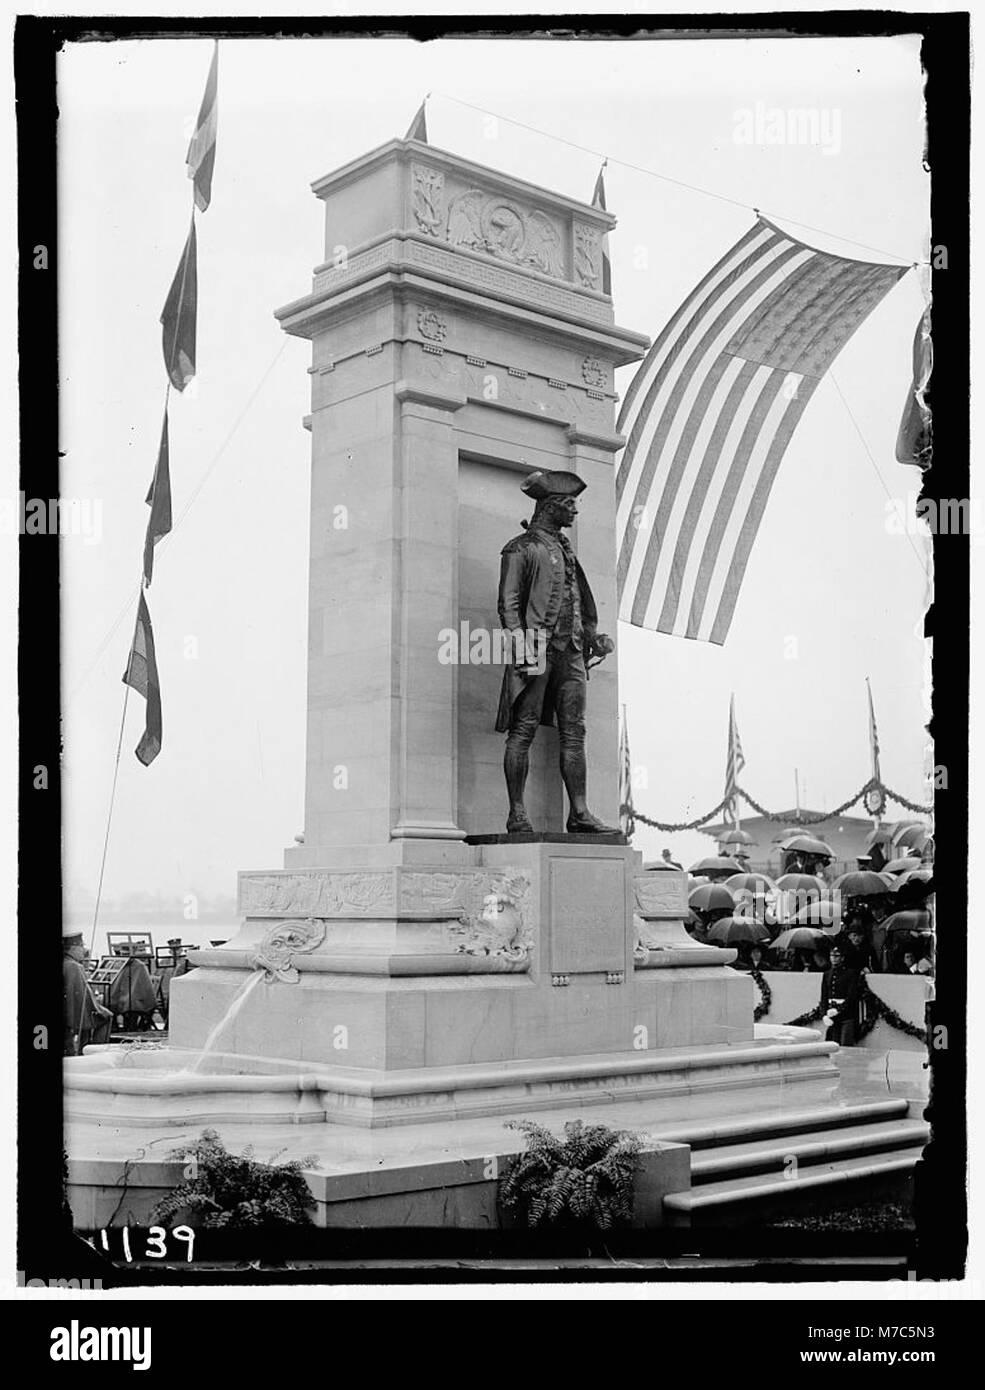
88, 675, 131, 956
828, 369, 932, 583
67, 339, 290, 706
430, 90, 925, 267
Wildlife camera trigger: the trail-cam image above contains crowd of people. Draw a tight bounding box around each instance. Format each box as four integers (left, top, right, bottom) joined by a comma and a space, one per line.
62, 928, 197, 1055
678, 825, 936, 981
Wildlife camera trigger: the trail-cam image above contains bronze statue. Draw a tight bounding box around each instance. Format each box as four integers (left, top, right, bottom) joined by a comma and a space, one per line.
495, 469, 618, 835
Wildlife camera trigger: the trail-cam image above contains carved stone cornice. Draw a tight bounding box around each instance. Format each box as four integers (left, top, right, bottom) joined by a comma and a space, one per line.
276, 232, 651, 363
394, 380, 468, 413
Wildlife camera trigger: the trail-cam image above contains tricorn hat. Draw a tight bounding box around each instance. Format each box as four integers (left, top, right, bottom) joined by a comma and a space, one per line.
520, 469, 586, 501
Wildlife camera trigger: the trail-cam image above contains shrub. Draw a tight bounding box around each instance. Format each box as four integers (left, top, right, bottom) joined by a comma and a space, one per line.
150, 1129, 316, 1229
499, 1118, 644, 1230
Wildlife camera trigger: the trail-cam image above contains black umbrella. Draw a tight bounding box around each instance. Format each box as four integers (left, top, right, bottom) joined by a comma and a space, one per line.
833, 871, 892, 898
883, 908, 933, 935
706, 916, 771, 944
771, 926, 829, 951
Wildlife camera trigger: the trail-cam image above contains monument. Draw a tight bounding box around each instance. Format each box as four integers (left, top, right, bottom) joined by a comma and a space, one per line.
66, 138, 839, 1159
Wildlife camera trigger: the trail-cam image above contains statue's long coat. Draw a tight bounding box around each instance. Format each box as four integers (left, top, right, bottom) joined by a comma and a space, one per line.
494, 526, 599, 733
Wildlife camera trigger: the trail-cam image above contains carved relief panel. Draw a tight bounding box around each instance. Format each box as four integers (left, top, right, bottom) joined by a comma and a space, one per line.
442, 184, 567, 281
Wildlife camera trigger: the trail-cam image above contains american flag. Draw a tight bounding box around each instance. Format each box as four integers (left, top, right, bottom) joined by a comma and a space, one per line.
723, 694, 745, 827
866, 677, 882, 783
618, 704, 635, 838
615, 216, 908, 644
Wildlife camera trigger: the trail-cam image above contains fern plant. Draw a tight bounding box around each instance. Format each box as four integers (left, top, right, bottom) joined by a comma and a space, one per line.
150, 1129, 317, 1230
499, 1118, 645, 1230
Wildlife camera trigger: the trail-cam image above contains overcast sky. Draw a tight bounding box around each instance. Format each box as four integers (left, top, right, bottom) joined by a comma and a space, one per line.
57, 33, 931, 904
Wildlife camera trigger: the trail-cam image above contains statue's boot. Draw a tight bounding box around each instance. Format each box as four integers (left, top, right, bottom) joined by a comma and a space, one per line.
566, 809, 622, 835
561, 746, 620, 835
504, 744, 535, 834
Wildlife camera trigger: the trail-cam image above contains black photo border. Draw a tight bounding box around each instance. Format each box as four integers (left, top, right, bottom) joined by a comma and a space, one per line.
14, 10, 970, 1305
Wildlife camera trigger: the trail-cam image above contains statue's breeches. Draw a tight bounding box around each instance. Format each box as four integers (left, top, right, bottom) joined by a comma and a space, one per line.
504, 647, 587, 753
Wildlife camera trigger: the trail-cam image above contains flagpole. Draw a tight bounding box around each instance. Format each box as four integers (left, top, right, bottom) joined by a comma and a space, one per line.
733, 696, 742, 837
89, 371, 172, 953
87, 604, 138, 957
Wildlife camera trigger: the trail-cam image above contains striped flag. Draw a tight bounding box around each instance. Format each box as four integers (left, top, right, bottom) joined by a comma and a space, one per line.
186, 42, 218, 213
592, 165, 612, 295
618, 704, 635, 838
616, 216, 908, 644
122, 593, 162, 766
405, 101, 428, 142
723, 694, 745, 826
895, 307, 932, 467
161, 220, 197, 392
143, 408, 172, 587
866, 677, 882, 784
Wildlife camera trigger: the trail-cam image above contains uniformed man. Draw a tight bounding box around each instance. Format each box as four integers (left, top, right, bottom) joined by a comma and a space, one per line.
495, 469, 617, 835
63, 927, 113, 1056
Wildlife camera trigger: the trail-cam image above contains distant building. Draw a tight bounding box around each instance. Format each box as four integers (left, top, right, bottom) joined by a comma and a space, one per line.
701, 810, 878, 875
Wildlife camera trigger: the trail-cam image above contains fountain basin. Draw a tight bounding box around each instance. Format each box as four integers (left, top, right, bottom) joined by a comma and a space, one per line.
65, 1027, 835, 1129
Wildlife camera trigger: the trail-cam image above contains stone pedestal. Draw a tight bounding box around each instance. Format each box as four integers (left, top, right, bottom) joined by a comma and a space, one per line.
159, 855, 764, 1125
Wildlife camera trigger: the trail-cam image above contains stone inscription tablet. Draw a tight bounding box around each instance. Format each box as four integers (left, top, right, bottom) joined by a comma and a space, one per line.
548, 855, 626, 975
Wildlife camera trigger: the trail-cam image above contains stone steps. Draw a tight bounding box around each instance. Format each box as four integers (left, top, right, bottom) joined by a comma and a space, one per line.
690, 1119, 929, 1180
662, 1100, 927, 1227
652, 1098, 910, 1150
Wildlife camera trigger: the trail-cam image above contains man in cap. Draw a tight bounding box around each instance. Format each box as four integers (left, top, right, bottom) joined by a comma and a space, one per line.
63, 927, 113, 1056
495, 469, 617, 834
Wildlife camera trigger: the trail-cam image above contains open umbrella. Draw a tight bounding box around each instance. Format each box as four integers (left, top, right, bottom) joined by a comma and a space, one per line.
780, 834, 834, 857
726, 872, 775, 894
689, 883, 735, 912
719, 828, 754, 846
790, 899, 843, 928
893, 823, 932, 851
690, 856, 744, 875
772, 825, 805, 843
883, 908, 933, 935
832, 871, 891, 898
883, 856, 922, 875
894, 868, 933, 887
771, 926, 829, 952
775, 873, 823, 896
706, 916, 770, 944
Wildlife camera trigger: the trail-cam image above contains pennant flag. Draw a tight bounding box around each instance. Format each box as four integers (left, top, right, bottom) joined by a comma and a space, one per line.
723, 694, 745, 826
618, 704, 635, 838
895, 307, 932, 467
591, 165, 612, 295
616, 216, 908, 643
405, 100, 428, 143
143, 408, 172, 587
122, 593, 162, 766
161, 220, 197, 392
866, 677, 882, 784
186, 42, 219, 213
